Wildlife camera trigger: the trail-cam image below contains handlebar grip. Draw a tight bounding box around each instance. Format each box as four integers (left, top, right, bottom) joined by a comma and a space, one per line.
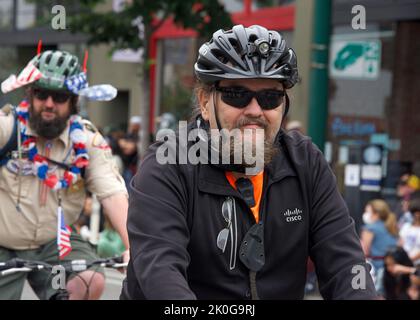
111, 256, 124, 264
0, 258, 25, 271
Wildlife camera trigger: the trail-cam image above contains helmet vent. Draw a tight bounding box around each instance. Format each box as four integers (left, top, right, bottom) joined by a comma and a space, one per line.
63, 68, 69, 77
45, 53, 52, 64
228, 38, 240, 54
248, 34, 258, 43
211, 49, 229, 64
57, 56, 64, 67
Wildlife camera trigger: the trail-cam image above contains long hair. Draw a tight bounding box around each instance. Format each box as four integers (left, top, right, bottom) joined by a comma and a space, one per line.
368, 199, 399, 236
191, 80, 212, 121
383, 247, 414, 300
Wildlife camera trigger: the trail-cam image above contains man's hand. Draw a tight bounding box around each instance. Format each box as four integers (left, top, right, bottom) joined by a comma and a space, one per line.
101, 193, 130, 274
118, 249, 130, 274
388, 263, 415, 276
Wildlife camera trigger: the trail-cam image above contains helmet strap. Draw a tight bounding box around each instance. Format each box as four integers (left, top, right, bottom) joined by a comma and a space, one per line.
211, 89, 223, 131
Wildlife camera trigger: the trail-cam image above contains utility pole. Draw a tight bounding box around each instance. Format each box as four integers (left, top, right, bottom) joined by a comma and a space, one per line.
308, 0, 332, 151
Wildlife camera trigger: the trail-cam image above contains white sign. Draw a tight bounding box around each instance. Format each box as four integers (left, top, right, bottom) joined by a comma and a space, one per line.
112, 48, 144, 63
330, 40, 381, 80
360, 165, 382, 191
112, 1, 144, 63
345, 164, 360, 187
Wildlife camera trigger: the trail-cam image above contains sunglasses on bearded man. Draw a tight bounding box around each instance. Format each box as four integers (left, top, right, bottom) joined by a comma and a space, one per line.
214, 85, 285, 110
32, 88, 73, 104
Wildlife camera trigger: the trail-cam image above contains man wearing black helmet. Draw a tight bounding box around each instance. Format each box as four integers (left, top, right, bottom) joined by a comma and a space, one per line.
122, 25, 377, 300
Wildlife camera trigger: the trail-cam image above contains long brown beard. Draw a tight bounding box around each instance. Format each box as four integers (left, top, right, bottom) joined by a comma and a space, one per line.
29, 104, 70, 140
227, 132, 279, 168
208, 116, 280, 168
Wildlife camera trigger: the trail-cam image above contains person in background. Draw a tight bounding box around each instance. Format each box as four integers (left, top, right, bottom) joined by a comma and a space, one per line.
399, 198, 420, 266
383, 247, 419, 300
396, 174, 420, 229
0, 50, 129, 300
360, 199, 399, 295
285, 119, 304, 134
127, 116, 142, 141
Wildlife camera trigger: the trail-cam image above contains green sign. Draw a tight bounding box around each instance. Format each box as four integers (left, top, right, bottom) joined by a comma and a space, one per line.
330, 40, 381, 80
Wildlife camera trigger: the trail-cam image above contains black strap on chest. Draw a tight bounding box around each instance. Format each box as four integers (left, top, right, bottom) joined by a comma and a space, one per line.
235, 178, 255, 208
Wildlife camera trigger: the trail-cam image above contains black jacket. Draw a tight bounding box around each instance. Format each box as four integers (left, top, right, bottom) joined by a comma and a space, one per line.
121, 127, 377, 300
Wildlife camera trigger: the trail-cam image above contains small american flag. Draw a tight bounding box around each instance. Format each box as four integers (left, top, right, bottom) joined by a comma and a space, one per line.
1, 62, 43, 94
57, 206, 72, 260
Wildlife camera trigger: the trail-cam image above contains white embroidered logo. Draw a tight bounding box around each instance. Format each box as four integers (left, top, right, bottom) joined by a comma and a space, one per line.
283, 208, 303, 222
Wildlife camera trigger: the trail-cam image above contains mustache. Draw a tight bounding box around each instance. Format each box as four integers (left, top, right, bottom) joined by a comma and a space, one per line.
235, 117, 268, 129
40, 107, 58, 114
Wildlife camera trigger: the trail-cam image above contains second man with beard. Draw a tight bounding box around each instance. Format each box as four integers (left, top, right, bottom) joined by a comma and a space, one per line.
0, 50, 129, 299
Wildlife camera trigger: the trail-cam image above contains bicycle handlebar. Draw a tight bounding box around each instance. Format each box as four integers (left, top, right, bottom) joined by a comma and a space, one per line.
0, 256, 127, 276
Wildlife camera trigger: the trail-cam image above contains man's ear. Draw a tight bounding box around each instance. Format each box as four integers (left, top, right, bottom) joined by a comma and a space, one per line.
197, 88, 210, 121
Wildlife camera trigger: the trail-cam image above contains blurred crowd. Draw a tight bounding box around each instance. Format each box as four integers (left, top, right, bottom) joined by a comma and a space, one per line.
72, 112, 178, 259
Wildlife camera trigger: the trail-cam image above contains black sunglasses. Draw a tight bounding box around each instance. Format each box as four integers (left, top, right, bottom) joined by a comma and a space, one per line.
215, 85, 285, 110
217, 199, 232, 253
32, 88, 72, 104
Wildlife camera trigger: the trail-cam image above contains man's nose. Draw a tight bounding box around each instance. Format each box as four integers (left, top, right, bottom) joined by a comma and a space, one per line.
243, 97, 263, 117
44, 96, 55, 108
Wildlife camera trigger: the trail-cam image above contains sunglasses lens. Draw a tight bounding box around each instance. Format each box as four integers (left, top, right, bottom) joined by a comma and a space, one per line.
217, 87, 285, 110
33, 89, 71, 103
34, 90, 49, 100
218, 87, 252, 108
53, 92, 71, 103
217, 228, 229, 252
256, 90, 284, 110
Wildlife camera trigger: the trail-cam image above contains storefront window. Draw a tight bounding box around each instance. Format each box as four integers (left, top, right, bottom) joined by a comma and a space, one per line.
0, 0, 14, 30
158, 37, 197, 123
16, 0, 36, 30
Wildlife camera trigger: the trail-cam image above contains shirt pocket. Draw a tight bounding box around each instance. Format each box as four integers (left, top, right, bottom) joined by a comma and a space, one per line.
0, 165, 31, 198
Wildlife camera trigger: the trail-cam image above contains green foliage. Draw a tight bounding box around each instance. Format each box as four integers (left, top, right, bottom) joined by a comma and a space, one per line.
68, 0, 232, 52
161, 82, 193, 121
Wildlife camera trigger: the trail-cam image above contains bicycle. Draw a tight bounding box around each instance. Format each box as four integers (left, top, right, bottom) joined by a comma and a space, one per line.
0, 256, 127, 300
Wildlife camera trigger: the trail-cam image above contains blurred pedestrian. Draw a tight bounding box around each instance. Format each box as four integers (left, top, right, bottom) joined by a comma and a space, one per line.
360, 199, 399, 295
399, 198, 420, 265
396, 174, 420, 228
383, 247, 419, 300
285, 119, 304, 134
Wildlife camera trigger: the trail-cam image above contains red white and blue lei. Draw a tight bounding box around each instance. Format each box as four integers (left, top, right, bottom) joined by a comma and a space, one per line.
15, 100, 89, 190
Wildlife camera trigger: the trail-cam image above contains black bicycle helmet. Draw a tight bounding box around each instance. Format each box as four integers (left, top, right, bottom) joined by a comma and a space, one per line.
194, 24, 298, 89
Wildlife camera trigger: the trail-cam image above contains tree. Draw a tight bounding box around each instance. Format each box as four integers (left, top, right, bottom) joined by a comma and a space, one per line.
67, 0, 232, 155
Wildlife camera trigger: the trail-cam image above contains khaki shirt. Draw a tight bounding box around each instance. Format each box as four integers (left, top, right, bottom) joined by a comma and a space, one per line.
0, 105, 128, 250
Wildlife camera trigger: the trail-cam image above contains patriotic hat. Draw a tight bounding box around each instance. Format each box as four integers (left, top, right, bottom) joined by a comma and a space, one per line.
1, 49, 117, 102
